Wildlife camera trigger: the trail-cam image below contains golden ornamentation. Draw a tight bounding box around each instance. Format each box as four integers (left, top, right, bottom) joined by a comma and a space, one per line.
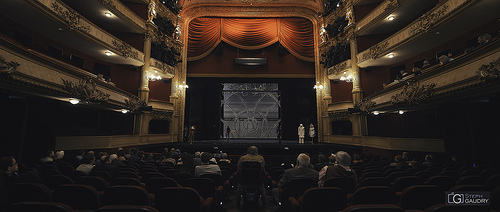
61, 77, 110, 103
477, 57, 500, 81
354, 98, 376, 113
328, 61, 347, 76
125, 97, 147, 113
391, 81, 436, 105
151, 60, 175, 75
51, 2, 91, 33
112, 40, 139, 59
330, 111, 351, 121
363, 42, 388, 60
182, 5, 318, 20
0, 55, 20, 76
101, 0, 116, 7
150, 110, 173, 120
409, 4, 449, 35
384, 0, 399, 11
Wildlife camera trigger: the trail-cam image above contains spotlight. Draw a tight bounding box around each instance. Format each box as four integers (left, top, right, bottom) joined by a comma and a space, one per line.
105, 51, 112, 56
388, 53, 394, 58
398, 110, 404, 115
388, 16, 395, 21
373, 111, 380, 115
69, 98, 80, 105
121, 109, 129, 114
105, 12, 112, 17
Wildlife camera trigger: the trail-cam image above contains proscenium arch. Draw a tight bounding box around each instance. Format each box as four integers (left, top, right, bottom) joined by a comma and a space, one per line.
177, 5, 324, 140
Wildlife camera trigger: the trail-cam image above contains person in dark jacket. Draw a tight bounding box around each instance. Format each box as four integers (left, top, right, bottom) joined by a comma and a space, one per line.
318, 151, 358, 187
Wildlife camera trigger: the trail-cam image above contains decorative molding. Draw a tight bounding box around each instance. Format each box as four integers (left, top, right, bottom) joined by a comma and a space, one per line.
362, 42, 388, 60
477, 56, 500, 81
391, 81, 436, 105
112, 40, 139, 60
0, 55, 20, 76
151, 60, 175, 76
150, 110, 173, 120
328, 61, 347, 76
329, 111, 351, 121
101, 0, 116, 7
125, 97, 147, 113
384, 0, 399, 11
354, 98, 376, 113
61, 77, 110, 103
409, 4, 449, 35
50, 2, 91, 33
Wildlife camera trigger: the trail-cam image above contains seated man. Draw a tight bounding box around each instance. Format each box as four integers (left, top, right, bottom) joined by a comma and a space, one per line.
194, 152, 221, 177
318, 151, 358, 187
237, 146, 265, 171
272, 153, 318, 203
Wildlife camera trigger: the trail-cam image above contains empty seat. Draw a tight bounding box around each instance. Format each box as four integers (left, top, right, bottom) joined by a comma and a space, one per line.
455, 175, 483, 185
110, 177, 143, 187
63, 170, 87, 182
171, 173, 194, 186
485, 174, 500, 190
8, 201, 74, 212
357, 177, 390, 188
114, 171, 139, 179
76, 176, 107, 191
102, 185, 151, 206
10, 183, 52, 203
399, 185, 444, 210
95, 205, 159, 212
425, 176, 455, 191
53, 184, 101, 210
342, 204, 404, 212
324, 177, 356, 194
386, 171, 408, 182
145, 177, 179, 194
290, 187, 347, 212
352, 186, 396, 205
392, 176, 424, 192
154, 187, 213, 212
89, 171, 113, 182
141, 172, 165, 183
43, 175, 74, 190
184, 178, 217, 202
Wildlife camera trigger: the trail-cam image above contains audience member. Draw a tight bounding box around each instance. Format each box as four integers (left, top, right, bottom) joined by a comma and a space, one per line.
219, 153, 231, 164
76, 153, 95, 175
194, 152, 221, 177
318, 151, 358, 187
422, 154, 436, 167
110, 154, 125, 168
178, 152, 195, 175
390, 155, 407, 169
314, 153, 329, 171
53, 150, 65, 164
422, 59, 431, 69
237, 146, 265, 171
272, 153, 318, 203
194, 151, 202, 166
438, 55, 452, 65
412, 67, 422, 76
1, 156, 42, 190
92, 154, 117, 175
352, 153, 363, 165
40, 150, 54, 163
161, 151, 177, 166
478, 33, 491, 45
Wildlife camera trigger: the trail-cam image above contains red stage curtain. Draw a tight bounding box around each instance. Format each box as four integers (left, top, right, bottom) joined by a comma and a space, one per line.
187, 17, 314, 62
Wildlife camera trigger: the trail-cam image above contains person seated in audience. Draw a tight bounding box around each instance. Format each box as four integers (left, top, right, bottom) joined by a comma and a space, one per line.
389, 155, 407, 168
314, 153, 329, 171
400, 69, 409, 78
237, 146, 265, 171
194, 152, 221, 177
193, 151, 202, 166
352, 153, 363, 165
76, 153, 95, 175
40, 150, 55, 164
219, 153, 231, 164
161, 151, 177, 166
145, 154, 155, 163
92, 154, 117, 175
272, 153, 318, 203
422, 154, 436, 167
110, 153, 125, 168
422, 59, 431, 69
412, 67, 422, 77
53, 150, 65, 164
478, 33, 491, 45
318, 151, 358, 187
1, 156, 42, 190
438, 55, 453, 65
178, 153, 195, 175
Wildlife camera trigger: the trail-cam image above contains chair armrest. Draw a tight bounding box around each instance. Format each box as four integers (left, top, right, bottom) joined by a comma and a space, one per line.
288, 196, 300, 212
202, 197, 214, 212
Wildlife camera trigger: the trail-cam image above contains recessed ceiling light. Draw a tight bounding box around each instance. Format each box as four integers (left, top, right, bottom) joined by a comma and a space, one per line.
388, 16, 395, 21
398, 110, 404, 115
105, 51, 112, 56
373, 111, 380, 115
388, 53, 394, 58
105, 12, 112, 17
69, 98, 80, 105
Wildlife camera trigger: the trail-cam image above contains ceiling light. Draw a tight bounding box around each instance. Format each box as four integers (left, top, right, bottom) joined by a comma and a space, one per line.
121, 109, 129, 114
398, 110, 404, 115
388, 53, 394, 58
373, 111, 379, 115
388, 16, 395, 21
69, 98, 80, 105
105, 51, 112, 56
105, 12, 112, 17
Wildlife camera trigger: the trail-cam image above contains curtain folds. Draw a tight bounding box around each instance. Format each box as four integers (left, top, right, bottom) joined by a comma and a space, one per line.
187, 17, 314, 62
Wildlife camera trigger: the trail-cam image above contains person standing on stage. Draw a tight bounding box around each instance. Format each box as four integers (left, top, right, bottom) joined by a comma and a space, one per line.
298, 124, 305, 144
309, 123, 315, 143
188, 126, 195, 144
226, 125, 231, 140
276, 124, 282, 144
